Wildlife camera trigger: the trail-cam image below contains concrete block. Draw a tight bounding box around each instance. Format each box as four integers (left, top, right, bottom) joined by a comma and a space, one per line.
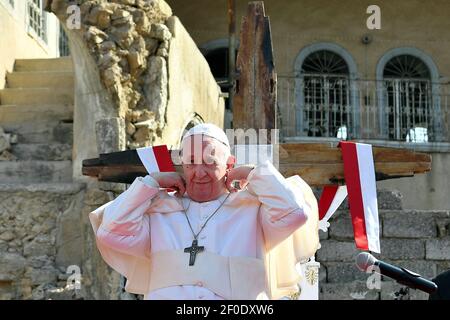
426, 237, 450, 260
380, 239, 425, 260
320, 281, 379, 300
316, 240, 359, 262
328, 211, 354, 240
383, 210, 437, 238
377, 189, 403, 210
324, 262, 368, 283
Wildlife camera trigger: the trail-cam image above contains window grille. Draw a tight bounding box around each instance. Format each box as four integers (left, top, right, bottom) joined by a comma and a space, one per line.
300, 50, 352, 138
27, 0, 47, 43
382, 55, 433, 141
59, 25, 70, 56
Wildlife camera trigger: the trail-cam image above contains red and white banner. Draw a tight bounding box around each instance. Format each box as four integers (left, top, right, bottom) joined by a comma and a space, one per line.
136, 145, 175, 173
339, 141, 380, 253
318, 185, 348, 222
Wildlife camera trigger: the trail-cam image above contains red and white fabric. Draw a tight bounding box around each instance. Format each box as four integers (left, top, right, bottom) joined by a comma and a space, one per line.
317, 142, 381, 253
136, 145, 175, 173
318, 185, 348, 222
339, 141, 380, 253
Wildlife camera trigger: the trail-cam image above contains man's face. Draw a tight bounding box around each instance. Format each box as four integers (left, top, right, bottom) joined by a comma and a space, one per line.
181, 135, 234, 202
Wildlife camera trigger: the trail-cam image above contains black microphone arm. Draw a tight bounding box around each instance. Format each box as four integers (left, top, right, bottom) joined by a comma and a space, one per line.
356, 252, 438, 294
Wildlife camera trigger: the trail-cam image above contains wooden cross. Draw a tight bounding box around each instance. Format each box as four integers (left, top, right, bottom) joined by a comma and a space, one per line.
81, 143, 430, 187
184, 239, 204, 266
81, 2, 431, 186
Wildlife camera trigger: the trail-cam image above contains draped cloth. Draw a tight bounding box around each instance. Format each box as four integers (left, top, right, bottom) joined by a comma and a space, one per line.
266, 175, 319, 298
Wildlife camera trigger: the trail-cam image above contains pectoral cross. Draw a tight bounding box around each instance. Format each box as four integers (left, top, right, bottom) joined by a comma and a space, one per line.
184, 239, 204, 266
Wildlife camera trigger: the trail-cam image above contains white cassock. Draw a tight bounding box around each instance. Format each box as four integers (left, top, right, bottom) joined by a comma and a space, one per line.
89, 160, 319, 300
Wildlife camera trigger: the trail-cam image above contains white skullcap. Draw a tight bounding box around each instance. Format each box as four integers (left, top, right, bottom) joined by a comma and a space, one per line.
182, 123, 230, 149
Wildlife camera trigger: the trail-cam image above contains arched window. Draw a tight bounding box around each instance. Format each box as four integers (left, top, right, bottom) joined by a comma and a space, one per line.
377, 47, 442, 142
300, 50, 352, 138
203, 47, 230, 80
382, 55, 432, 142
200, 39, 238, 110
178, 113, 204, 146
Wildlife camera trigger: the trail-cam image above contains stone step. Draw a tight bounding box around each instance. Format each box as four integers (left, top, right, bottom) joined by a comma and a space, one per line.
14, 57, 73, 72
10, 143, 72, 161
0, 182, 85, 194
0, 161, 73, 183
0, 104, 73, 123
6, 71, 74, 89
0, 121, 73, 144
0, 88, 73, 105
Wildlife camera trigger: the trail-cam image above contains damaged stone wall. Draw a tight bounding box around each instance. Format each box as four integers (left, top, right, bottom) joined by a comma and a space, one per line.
50, 0, 173, 149
83, 3, 173, 148
0, 184, 85, 299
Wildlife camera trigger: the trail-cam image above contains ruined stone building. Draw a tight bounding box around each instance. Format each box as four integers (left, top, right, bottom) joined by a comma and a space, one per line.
0, 0, 449, 300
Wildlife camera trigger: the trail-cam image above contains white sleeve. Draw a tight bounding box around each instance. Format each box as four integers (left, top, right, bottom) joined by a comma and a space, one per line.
246, 161, 309, 250
95, 175, 160, 258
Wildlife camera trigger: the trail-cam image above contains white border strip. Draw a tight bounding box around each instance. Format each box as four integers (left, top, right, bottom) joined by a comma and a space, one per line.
356, 143, 380, 253
137, 147, 160, 173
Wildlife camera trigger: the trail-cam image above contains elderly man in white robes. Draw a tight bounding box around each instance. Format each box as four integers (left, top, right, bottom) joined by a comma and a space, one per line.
89, 123, 319, 300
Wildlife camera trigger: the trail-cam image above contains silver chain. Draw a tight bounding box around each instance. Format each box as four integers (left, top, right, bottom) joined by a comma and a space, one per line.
182, 192, 231, 240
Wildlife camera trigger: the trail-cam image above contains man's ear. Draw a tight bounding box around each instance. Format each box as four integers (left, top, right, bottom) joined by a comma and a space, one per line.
226, 155, 236, 170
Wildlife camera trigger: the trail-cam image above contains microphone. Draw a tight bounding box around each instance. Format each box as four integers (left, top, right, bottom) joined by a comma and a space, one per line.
356, 252, 438, 294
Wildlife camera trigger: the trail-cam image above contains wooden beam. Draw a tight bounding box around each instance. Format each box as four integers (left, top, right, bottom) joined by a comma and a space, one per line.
82, 143, 432, 186
227, 0, 237, 111
233, 1, 276, 140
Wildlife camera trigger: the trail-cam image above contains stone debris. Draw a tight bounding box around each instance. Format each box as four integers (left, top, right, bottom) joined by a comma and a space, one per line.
49, 0, 173, 149
143, 56, 167, 122
0, 126, 17, 161
0, 187, 87, 300
149, 23, 172, 41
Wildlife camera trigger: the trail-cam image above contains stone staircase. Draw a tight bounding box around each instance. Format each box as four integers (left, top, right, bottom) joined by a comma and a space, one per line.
0, 57, 87, 300
0, 57, 74, 183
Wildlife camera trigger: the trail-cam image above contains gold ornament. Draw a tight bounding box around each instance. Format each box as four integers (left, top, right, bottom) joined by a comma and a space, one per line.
305, 267, 319, 286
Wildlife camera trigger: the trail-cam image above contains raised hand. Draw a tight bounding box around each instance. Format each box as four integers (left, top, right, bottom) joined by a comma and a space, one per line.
150, 172, 186, 197
225, 165, 255, 193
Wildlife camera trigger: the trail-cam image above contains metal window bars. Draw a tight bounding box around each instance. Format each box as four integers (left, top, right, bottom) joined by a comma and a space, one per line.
27, 0, 47, 43
59, 25, 70, 56
277, 75, 450, 143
